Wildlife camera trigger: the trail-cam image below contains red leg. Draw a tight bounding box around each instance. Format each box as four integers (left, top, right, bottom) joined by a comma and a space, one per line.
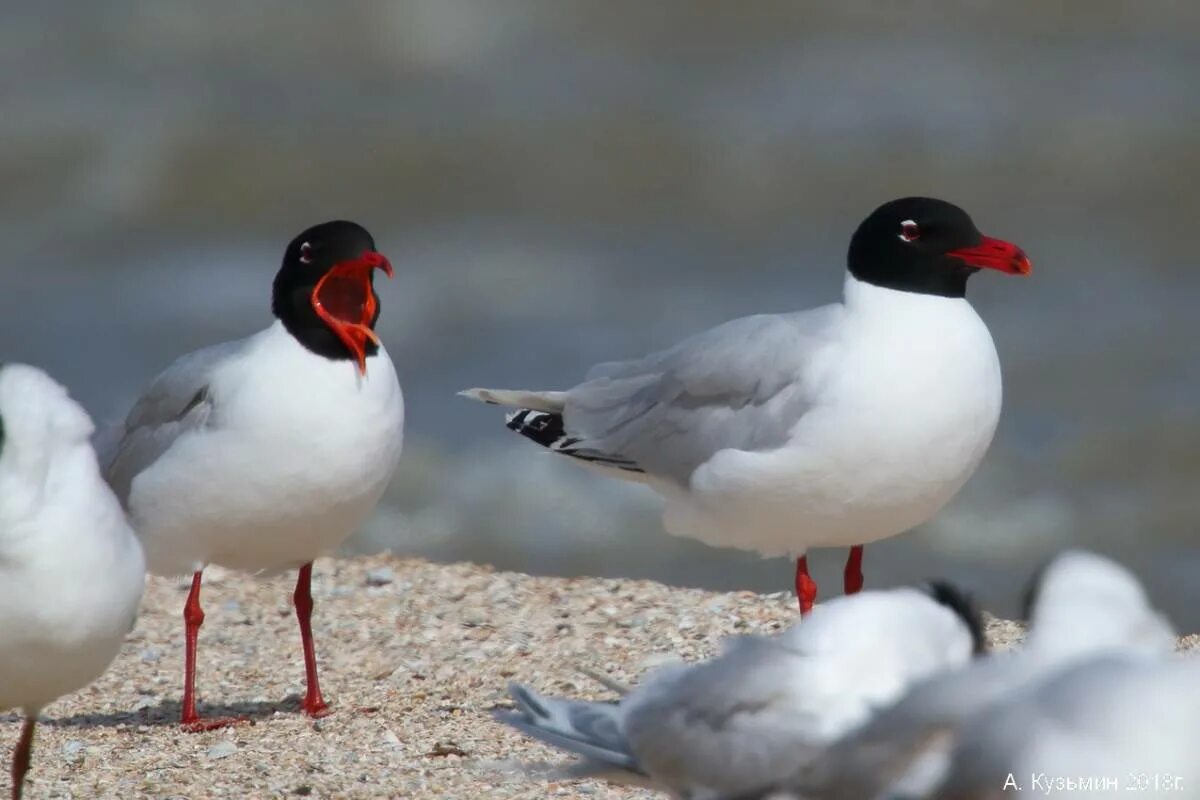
795, 556, 818, 616
843, 545, 865, 595
10, 717, 35, 800
294, 563, 331, 718
180, 570, 248, 732
180, 570, 205, 727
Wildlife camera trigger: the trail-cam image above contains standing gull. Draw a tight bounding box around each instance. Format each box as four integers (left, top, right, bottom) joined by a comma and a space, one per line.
0, 365, 145, 799
100, 221, 404, 730
464, 197, 1030, 612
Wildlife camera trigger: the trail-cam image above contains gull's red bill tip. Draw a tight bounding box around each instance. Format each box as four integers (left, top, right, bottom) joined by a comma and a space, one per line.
946, 235, 1032, 276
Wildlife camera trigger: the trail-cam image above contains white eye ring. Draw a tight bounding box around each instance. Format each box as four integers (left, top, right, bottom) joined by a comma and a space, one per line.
299, 242, 313, 264
898, 220, 920, 243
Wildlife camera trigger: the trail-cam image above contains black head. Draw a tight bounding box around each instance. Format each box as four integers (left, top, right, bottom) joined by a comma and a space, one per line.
271, 220, 394, 375
847, 197, 1031, 298
922, 579, 987, 656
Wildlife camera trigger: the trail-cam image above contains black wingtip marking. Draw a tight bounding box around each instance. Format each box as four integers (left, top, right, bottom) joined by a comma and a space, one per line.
505, 409, 644, 473
923, 580, 987, 655
506, 409, 566, 447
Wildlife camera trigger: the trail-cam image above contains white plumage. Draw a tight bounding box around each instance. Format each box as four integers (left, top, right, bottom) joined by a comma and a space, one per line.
936, 656, 1200, 800
467, 278, 1000, 556
97, 219, 404, 728
101, 321, 404, 576
0, 364, 145, 798
464, 197, 1029, 612
497, 583, 982, 799
775, 551, 1181, 800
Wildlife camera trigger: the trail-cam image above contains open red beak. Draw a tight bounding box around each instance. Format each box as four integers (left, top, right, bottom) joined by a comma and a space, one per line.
946, 235, 1032, 276
311, 251, 394, 375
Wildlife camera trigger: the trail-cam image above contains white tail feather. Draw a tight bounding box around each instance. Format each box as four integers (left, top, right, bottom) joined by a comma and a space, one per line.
458, 387, 566, 412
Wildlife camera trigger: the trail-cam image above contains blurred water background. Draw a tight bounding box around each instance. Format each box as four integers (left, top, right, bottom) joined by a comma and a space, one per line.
3, 2, 1198, 623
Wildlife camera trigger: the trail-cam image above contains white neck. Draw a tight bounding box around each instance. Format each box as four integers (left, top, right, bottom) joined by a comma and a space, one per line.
842, 271, 972, 314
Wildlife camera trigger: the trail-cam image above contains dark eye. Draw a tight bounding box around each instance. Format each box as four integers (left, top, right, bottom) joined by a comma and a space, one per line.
299, 242, 313, 264
898, 220, 920, 243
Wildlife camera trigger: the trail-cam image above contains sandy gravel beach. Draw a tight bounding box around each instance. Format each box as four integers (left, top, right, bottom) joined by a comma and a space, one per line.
4, 555, 1195, 799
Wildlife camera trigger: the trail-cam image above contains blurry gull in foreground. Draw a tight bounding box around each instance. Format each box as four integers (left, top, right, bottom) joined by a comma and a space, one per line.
0, 365, 145, 800
494, 582, 984, 798
752, 550, 1180, 800
464, 197, 1030, 614
931, 655, 1200, 800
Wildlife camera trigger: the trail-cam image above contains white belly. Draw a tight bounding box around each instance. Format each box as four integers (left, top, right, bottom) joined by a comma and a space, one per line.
667, 287, 1002, 557
128, 339, 405, 576
0, 454, 145, 712
133, 424, 402, 574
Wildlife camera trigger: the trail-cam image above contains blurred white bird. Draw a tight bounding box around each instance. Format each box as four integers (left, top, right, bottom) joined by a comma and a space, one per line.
0, 364, 145, 800
463, 197, 1030, 614
99, 221, 404, 730
760, 550, 1179, 800
495, 582, 984, 798
933, 655, 1200, 800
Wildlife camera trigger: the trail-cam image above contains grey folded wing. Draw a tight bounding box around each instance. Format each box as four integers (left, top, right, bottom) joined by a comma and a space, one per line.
97, 340, 239, 504
621, 635, 827, 797
565, 307, 841, 484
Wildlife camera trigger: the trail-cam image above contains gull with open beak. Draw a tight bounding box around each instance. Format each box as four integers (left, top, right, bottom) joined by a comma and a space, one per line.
100, 220, 404, 730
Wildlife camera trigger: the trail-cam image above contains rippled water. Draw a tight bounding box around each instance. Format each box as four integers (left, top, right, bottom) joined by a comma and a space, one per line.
3, 2, 1198, 624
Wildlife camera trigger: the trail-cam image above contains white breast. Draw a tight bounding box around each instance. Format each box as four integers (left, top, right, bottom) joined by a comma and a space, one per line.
127, 322, 405, 575
0, 367, 145, 713
669, 277, 1002, 556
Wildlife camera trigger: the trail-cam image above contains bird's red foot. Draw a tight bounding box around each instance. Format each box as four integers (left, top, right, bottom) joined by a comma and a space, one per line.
181, 715, 252, 733
301, 697, 332, 718
795, 555, 817, 617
